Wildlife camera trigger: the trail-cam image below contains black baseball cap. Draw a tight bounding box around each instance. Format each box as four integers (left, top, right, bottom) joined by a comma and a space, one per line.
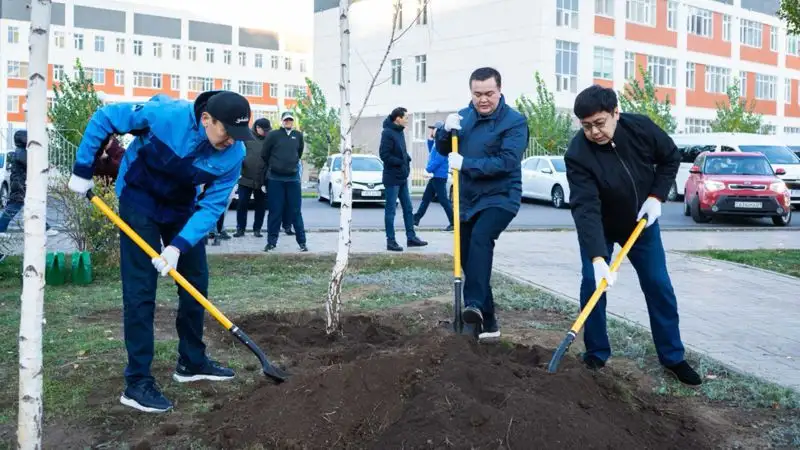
205, 91, 256, 141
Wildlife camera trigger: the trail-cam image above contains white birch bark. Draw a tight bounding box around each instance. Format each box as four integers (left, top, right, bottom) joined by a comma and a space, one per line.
18, 1, 52, 448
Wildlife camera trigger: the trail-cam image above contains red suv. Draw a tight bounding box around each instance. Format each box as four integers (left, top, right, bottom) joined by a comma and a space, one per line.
684, 151, 792, 226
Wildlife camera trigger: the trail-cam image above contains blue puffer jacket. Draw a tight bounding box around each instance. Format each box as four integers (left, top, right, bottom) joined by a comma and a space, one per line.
425, 139, 449, 179
435, 95, 529, 221
378, 116, 411, 185
71, 92, 246, 253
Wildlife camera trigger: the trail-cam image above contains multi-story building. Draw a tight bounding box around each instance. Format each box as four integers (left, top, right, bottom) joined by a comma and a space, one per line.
1, 0, 312, 137
313, 0, 796, 182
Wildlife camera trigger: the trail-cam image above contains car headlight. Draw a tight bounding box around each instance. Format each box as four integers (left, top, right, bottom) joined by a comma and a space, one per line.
771, 181, 788, 193
703, 180, 726, 192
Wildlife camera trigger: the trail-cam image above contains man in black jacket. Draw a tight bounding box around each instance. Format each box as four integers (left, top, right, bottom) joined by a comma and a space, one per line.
564, 85, 701, 386
233, 118, 271, 238
379, 107, 427, 251
262, 111, 307, 252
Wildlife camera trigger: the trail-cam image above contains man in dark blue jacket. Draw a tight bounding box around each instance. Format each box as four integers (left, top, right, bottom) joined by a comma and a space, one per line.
413, 122, 453, 231
379, 107, 427, 251
435, 67, 529, 341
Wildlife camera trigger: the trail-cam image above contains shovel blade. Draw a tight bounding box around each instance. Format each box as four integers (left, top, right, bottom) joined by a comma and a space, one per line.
547, 332, 576, 374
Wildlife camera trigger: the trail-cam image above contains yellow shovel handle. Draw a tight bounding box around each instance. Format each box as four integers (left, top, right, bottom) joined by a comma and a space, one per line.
451, 134, 461, 278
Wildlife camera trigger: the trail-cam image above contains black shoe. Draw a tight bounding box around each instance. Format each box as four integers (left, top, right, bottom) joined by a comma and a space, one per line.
120, 380, 173, 413
173, 359, 235, 383
462, 306, 484, 332
284, 227, 295, 236
218, 230, 232, 240
407, 236, 428, 247
299, 243, 308, 252
665, 361, 702, 386
212, 236, 221, 246
264, 243, 276, 252
387, 241, 403, 252
0, 253, 6, 264
253, 230, 263, 238
583, 354, 606, 370
444, 225, 454, 232
233, 229, 245, 238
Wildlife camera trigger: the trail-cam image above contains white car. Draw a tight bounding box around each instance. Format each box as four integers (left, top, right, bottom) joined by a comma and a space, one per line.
317, 153, 386, 207
521, 155, 570, 208
0, 149, 10, 209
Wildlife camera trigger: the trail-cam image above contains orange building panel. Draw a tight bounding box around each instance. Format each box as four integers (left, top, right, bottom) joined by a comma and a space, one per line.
625, 1, 677, 48
594, 16, 614, 36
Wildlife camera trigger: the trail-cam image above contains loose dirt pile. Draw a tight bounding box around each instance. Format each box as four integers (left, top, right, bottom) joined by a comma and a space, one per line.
196, 312, 722, 449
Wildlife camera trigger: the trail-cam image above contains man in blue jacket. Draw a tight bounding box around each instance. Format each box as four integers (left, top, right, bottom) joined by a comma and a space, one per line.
413, 122, 453, 231
67, 90, 254, 413
435, 67, 529, 341
379, 107, 427, 251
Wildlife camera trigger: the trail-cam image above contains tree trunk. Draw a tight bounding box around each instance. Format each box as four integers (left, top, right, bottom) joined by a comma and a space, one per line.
18, 1, 52, 448
326, 0, 352, 335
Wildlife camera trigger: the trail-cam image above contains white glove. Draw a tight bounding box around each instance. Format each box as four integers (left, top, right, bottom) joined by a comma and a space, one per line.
448, 153, 463, 171
637, 196, 662, 228
444, 113, 462, 132
423, 171, 433, 179
151, 245, 180, 277
592, 258, 616, 292
261, 185, 267, 193
68, 174, 94, 195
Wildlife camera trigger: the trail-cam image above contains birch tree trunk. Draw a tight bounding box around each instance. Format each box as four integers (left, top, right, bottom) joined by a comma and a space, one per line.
18, 1, 52, 448
326, 0, 352, 335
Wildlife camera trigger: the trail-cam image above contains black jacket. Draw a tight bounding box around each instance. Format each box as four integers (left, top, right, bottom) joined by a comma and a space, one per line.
262, 127, 304, 178
564, 113, 680, 260
240, 119, 270, 189
378, 116, 411, 185
9, 130, 27, 202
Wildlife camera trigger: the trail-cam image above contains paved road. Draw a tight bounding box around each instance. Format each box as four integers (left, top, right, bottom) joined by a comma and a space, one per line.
222, 197, 800, 232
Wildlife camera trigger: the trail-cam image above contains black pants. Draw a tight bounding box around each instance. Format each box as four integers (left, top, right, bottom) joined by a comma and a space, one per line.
267, 179, 306, 246
118, 200, 209, 385
460, 207, 515, 329
235, 185, 266, 232
414, 177, 453, 226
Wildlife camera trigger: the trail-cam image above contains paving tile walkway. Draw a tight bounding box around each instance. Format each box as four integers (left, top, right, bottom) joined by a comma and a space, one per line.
5, 229, 800, 390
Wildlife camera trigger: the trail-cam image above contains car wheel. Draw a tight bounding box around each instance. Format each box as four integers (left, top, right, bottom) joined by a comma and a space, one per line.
551, 185, 565, 209
690, 195, 711, 223
667, 182, 678, 202
773, 208, 792, 226
683, 197, 690, 216
0, 183, 7, 209
328, 185, 338, 208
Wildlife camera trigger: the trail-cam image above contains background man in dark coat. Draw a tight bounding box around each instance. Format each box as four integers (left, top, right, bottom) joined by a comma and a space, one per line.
234, 118, 271, 238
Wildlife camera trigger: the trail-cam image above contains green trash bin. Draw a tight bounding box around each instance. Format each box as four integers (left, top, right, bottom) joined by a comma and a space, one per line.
71, 251, 93, 285
45, 252, 67, 286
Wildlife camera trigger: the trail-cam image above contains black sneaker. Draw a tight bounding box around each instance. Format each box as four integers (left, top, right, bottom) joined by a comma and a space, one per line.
120, 380, 173, 413
233, 229, 245, 238
264, 243, 276, 252
583, 354, 606, 370
173, 359, 235, 383
218, 230, 232, 240
665, 361, 702, 386
253, 230, 263, 238
444, 225, 454, 232
284, 227, 295, 236
407, 236, 428, 247
387, 241, 403, 252
212, 236, 221, 246
462, 306, 484, 330
299, 243, 308, 252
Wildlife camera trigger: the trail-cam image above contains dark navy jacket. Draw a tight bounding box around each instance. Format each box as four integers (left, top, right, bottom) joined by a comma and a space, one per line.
435, 95, 529, 221
71, 92, 246, 253
378, 116, 411, 186
425, 139, 448, 179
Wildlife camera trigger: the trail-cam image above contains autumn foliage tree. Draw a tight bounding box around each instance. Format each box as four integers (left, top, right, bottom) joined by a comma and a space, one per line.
515, 72, 574, 154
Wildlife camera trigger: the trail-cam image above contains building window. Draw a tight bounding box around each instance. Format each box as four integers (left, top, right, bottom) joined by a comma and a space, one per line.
686, 62, 695, 90
153, 42, 163, 58
722, 15, 731, 41
238, 80, 263, 97
788, 35, 800, 56
667, 1, 678, 31
114, 70, 124, 86
284, 56, 292, 71
685, 118, 712, 133
187, 76, 213, 92
7, 95, 19, 113
556, 40, 578, 93
133, 72, 162, 89
84, 67, 105, 85
255, 53, 263, 68
224, 50, 232, 64
740, 72, 748, 97
595, 0, 613, 17
300, 59, 307, 73
206, 48, 214, 63
74, 33, 84, 50
172, 44, 181, 60
53, 31, 65, 48
624, 51, 635, 79
391, 58, 402, 85
756, 74, 776, 100
188, 46, 197, 61
412, 113, 428, 141
556, 0, 579, 29
92, 35, 104, 52
222, 79, 231, 91
53, 64, 65, 82
133, 40, 143, 56
740, 20, 763, 48
705, 66, 730, 94
416, 0, 428, 25
784, 126, 800, 134
770, 26, 778, 51
415, 54, 427, 83
271, 55, 279, 69
762, 124, 776, 135
786, 78, 792, 104
269, 83, 277, 97
687, 6, 712, 37
239, 51, 247, 66
646, 55, 677, 87
116, 38, 125, 54
7, 26, 19, 43
7, 61, 28, 79
284, 84, 304, 98
626, 0, 655, 27
171, 74, 180, 91
593, 47, 613, 80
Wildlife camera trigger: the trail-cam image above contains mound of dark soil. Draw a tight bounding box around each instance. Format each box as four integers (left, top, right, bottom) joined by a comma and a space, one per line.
196, 312, 721, 449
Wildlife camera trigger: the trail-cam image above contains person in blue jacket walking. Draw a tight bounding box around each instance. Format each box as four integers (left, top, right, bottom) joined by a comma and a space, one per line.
413, 122, 453, 231
67, 90, 255, 414
435, 67, 529, 341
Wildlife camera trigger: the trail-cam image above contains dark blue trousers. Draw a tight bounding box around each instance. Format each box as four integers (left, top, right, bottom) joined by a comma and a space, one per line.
384, 182, 416, 242
266, 179, 306, 246
119, 199, 209, 385
578, 222, 685, 366
414, 177, 453, 226
460, 207, 515, 329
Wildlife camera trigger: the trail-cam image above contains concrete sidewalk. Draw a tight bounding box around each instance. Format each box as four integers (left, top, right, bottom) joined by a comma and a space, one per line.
6, 229, 800, 390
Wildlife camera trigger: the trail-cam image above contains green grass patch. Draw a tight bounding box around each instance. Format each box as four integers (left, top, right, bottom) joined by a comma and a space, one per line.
691, 249, 800, 278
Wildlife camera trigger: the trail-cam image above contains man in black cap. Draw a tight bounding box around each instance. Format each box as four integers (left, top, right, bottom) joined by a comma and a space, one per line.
68, 90, 254, 413
262, 111, 307, 252
234, 117, 272, 238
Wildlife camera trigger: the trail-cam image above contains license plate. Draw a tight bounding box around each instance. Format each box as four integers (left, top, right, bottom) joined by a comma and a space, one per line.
791, 190, 800, 197
734, 201, 762, 208
361, 190, 381, 197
